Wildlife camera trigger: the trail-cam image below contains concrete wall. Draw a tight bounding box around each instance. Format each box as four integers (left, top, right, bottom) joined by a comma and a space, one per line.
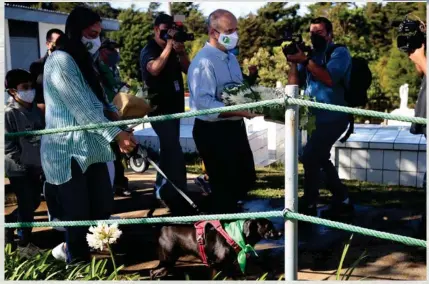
38, 22, 65, 58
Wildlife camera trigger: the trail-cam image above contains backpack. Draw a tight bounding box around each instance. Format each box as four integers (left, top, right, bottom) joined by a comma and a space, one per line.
325, 44, 372, 107
324, 44, 373, 142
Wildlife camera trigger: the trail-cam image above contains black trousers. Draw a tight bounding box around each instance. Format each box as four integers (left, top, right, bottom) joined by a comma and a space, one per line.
56, 159, 113, 263
193, 119, 256, 213
7, 171, 42, 246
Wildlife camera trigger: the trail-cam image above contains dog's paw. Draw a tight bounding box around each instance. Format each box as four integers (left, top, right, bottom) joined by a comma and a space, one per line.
150, 268, 168, 279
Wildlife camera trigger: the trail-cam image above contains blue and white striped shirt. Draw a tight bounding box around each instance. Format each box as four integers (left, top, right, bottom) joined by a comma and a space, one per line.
188, 42, 243, 121
41, 51, 122, 185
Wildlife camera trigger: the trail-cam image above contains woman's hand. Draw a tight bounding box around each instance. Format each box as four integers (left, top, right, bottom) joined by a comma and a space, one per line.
115, 131, 137, 153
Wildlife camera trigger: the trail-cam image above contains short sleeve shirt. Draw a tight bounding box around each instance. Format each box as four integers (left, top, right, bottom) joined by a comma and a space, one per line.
298, 43, 352, 123
140, 39, 184, 115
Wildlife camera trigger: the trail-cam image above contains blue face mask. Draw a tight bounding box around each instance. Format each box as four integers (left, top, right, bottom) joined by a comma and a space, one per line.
229, 47, 239, 56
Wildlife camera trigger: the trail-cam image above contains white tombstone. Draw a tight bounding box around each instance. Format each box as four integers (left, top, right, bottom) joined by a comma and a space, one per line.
276, 81, 283, 89
387, 83, 415, 126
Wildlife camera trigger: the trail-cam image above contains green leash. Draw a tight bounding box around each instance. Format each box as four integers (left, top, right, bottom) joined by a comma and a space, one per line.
224, 220, 258, 274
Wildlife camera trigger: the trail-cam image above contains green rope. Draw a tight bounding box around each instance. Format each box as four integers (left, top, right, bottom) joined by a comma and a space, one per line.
286, 97, 427, 124
5, 97, 426, 138
5, 99, 284, 138
5, 210, 426, 248
4, 211, 284, 228
283, 211, 426, 248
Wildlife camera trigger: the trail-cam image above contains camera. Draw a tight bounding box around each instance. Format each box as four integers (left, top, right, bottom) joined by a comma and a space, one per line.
397, 16, 426, 53
160, 15, 194, 43
282, 30, 312, 56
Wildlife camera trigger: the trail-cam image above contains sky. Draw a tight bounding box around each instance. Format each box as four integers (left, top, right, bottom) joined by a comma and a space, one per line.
110, 2, 313, 18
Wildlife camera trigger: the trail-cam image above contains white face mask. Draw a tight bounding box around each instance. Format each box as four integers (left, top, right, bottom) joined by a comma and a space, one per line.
16, 89, 36, 103
218, 31, 239, 50
82, 36, 101, 55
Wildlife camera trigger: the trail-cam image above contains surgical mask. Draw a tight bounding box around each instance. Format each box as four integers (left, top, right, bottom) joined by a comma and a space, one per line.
311, 34, 327, 50
16, 89, 36, 103
218, 31, 239, 50
82, 36, 101, 55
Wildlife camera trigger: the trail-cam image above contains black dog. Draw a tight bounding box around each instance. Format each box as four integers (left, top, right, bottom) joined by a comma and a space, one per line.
150, 218, 282, 279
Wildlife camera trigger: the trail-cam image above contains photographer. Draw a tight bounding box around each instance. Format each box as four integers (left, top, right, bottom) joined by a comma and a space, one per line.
140, 13, 191, 215
398, 17, 426, 239
286, 17, 353, 222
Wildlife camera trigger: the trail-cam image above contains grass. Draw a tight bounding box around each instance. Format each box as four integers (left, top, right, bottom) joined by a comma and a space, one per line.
186, 162, 426, 212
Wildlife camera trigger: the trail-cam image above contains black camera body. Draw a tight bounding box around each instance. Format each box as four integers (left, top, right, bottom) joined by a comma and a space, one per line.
397, 17, 426, 53
282, 30, 312, 56
161, 21, 194, 43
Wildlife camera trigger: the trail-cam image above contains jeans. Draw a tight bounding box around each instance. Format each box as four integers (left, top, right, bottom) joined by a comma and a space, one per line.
7, 171, 42, 246
301, 119, 349, 206
56, 158, 113, 263
193, 119, 256, 213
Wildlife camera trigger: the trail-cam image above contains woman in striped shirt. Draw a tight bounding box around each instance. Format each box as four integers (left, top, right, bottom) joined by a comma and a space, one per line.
42, 6, 136, 263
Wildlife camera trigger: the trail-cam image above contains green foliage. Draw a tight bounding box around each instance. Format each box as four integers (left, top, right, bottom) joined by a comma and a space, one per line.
237, 3, 301, 62
23, 2, 426, 114
242, 47, 290, 87
109, 7, 154, 82
336, 234, 368, 281
4, 244, 140, 281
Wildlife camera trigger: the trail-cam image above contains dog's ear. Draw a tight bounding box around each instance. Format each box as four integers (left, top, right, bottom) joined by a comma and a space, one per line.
243, 219, 258, 238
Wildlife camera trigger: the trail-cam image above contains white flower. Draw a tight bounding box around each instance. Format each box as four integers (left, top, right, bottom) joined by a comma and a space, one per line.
86, 222, 122, 251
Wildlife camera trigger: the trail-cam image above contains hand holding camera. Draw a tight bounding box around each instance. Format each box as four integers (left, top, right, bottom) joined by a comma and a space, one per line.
396, 15, 426, 74
397, 15, 426, 54
281, 31, 312, 64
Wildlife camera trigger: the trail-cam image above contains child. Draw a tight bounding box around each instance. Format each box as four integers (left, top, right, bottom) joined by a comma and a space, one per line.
5, 69, 45, 258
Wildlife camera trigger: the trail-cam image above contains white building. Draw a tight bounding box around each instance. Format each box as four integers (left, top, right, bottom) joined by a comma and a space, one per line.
5, 3, 120, 72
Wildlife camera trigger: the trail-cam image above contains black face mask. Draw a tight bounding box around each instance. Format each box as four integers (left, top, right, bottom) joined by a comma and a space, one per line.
311, 34, 327, 50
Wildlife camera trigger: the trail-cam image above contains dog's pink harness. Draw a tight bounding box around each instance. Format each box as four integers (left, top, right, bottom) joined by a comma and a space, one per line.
194, 220, 241, 266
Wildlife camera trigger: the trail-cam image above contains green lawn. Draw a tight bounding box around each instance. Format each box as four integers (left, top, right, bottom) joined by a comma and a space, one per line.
186, 162, 426, 212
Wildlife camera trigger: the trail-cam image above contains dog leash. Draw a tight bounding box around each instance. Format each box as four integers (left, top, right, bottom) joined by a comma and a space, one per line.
146, 156, 200, 213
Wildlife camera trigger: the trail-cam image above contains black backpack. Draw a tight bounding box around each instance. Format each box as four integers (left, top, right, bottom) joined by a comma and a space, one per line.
325, 44, 373, 142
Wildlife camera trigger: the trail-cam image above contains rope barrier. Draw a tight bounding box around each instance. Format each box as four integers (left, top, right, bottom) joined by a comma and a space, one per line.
5, 97, 426, 138
4, 96, 427, 253
4, 210, 426, 248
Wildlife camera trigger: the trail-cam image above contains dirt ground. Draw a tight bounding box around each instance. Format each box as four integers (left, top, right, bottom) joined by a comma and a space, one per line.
4, 169, 427, 280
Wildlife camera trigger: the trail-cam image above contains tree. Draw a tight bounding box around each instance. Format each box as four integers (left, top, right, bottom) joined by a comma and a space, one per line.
237, 3, 301, 62
109, 6, 153, 82
242, 47, 290, 87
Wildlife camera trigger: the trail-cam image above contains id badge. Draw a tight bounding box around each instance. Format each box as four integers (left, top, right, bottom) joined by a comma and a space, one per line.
174, 80, 180, 92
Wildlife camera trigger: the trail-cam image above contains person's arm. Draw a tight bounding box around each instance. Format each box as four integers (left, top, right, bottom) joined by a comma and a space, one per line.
287, 46, 351, 88
287, 63, 300, 85
4, 110, 22, 164
46, 52, 122, 142
173, 42, 190, 74
188, 58, 254, 119
142, 40, 174, 77
409, 45, 427, 76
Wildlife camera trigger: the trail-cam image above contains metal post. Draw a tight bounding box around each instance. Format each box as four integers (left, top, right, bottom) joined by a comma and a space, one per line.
167, 2, 172, 16
284, 84, 299, 281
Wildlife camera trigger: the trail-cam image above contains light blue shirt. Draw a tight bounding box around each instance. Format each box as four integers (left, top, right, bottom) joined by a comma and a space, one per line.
188, 43, 243, 121
42, 51, 122, 185
298, 42, 351, 123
